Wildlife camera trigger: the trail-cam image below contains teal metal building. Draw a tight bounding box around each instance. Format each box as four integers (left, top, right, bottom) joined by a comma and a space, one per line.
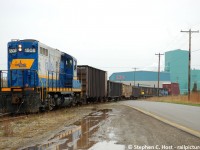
191, 70, 200, 91
165, 49, 200, 94
109, 71, 170, 88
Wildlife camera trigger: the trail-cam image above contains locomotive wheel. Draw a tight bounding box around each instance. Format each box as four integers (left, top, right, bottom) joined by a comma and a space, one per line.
48, 96, 55, 111
72, 97, 79, 106
56, 97, 62, 106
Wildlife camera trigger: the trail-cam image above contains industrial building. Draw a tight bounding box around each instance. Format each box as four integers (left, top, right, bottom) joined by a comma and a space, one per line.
109, 49, 200, 95
165, 49, 200, 94
109, 71, 170, 88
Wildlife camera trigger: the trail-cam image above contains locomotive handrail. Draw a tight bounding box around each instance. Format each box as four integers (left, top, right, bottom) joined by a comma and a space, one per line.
35, 70, 44, 102
47, 70, 73, 89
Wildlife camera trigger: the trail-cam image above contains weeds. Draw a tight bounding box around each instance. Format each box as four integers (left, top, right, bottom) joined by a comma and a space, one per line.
148, 92, 200, 106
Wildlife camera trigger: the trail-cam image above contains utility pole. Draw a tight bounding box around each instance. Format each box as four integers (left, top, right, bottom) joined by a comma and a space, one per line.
155, 53, 164, 96
181, 29, 199, 100
132, 67, 138, 86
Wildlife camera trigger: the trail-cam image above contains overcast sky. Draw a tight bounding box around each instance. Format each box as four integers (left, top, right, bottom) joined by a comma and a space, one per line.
0, 0, 200, 77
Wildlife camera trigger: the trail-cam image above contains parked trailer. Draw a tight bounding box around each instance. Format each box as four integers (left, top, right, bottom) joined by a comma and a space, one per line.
77, 65, 107, 103
163, 83, 179, 95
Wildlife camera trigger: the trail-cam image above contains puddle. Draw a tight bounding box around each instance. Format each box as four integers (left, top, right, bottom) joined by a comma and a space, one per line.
20, 109, 113, 150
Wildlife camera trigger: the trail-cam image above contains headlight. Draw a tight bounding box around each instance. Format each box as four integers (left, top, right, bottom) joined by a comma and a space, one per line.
18, 44, 22, 51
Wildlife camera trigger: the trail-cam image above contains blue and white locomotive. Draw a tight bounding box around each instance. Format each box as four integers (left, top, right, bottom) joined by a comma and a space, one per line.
0, 39, 81, 113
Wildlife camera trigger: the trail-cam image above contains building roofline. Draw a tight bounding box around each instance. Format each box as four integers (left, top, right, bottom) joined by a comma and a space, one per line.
165, 49, 188, 53
112, 70, 169, 74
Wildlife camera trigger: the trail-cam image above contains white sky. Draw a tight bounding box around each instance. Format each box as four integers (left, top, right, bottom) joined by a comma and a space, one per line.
0, 0, 200, 77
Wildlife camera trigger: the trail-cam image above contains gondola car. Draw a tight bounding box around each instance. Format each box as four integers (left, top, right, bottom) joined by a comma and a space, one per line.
107, 81, 122, 101
0, 39, 81, 113
107, 81, 132, 101
77, 65, 107, 103
132, 85, 168, 98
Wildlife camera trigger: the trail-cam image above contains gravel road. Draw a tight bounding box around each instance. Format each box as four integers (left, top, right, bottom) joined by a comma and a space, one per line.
89, 103, 200, 150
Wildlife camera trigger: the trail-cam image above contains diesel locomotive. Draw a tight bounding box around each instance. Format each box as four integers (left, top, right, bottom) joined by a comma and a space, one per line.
0, 39, 81, 113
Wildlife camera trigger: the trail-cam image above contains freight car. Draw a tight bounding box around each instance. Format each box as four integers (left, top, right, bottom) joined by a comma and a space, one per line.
107, 81, 168, 100
131, 85, 168, 98
77, 65, 107, 103
122, 84, 132, 99
140, 86, 158, 97
132, 86, 140, 99
0, 39, 81, 113
107, 81, 122, 101
107, 81, 136, 101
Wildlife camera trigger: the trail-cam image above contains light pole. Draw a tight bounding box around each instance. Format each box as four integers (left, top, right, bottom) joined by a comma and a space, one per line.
155, 53, 164, 96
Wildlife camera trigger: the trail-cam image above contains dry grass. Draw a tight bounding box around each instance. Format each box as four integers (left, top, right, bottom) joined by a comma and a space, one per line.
2, 121, 13, 137
148, 92, 200, 106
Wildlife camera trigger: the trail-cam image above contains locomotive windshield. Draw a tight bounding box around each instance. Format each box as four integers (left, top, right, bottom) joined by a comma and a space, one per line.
66, 58, 73, 68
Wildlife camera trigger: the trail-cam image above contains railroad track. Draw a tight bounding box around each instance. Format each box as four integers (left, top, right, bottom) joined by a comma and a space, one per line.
0, 102, 105, 123
0, 113, 11, 118
0, 113, 28, 122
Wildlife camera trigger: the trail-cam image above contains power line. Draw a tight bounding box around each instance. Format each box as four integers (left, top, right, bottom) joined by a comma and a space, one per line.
181, 29, 199, 100
192, 49, 200, 52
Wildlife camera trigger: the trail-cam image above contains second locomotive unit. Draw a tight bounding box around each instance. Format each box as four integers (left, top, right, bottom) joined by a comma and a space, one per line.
0, 39, 81, 113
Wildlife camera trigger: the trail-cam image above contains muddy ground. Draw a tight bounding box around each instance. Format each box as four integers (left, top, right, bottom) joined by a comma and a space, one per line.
0, 102, 200, 150
0, 104, 104, 149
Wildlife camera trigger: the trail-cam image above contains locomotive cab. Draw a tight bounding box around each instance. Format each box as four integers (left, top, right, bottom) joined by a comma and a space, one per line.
60, 53, 81, 89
